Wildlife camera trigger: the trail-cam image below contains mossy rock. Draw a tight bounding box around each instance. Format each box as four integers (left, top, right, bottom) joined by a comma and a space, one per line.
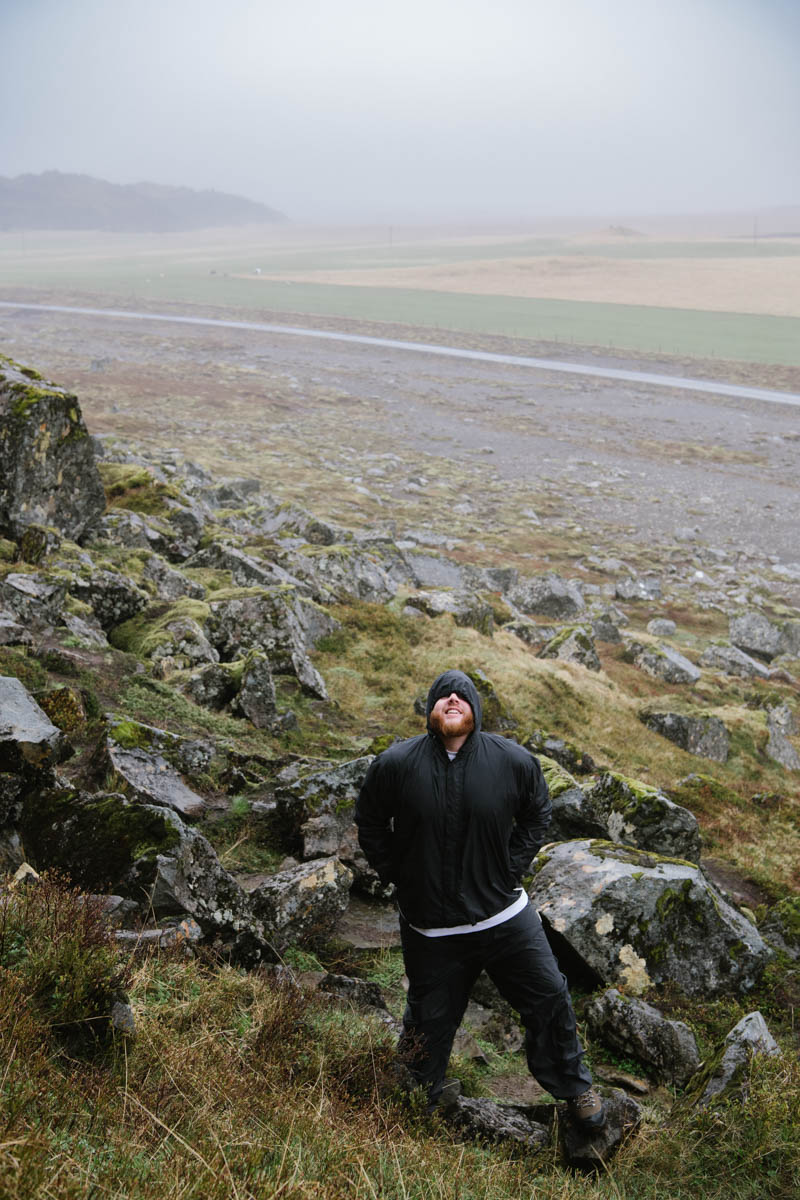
538, 753, 580, 799
109, 599, 211, 657
36, 686, 86, 733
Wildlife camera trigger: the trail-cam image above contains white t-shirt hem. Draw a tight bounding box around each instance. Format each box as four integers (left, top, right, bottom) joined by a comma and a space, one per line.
407, 887, 528, 938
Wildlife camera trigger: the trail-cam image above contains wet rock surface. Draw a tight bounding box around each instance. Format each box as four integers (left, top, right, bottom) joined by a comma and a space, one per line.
585, 987, 700, 1086
529, 841, 770, 996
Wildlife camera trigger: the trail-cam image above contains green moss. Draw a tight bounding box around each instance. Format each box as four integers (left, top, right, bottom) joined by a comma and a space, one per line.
8, 381, 53, 418
109, 718, 153, 750
98, 462, 183, 517
538, 753, 579, 799
109, 599, 210, 657
0, 538, 17, 563
588, 840, 697, 869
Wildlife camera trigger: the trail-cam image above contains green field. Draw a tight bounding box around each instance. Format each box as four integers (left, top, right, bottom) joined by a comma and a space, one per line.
3, 230, 800, 365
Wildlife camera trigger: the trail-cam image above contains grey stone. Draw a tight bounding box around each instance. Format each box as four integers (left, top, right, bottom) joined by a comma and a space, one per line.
559, 1091, 643, 1173
760, 897, 800, 960
97, 511, 170, 554
185, 662, 240, 710
234, 651, 278, 729
110, 1000, 137, 1036
503, 619, 559, 646
538, 757, 607, 843
0, 360, 106, 540
765, 703, 800, 770
585, 772, 702, 862
205, 586, 333, 699
248, 856, 353, 951
539, 625, 601, 671
592, 613, 623, 643
529, 841, 770, 996
639, 710, 730, 764
104, 743, 206, 818
623, 639, 701, 684
404, 552, 464, 589
186, 542, 299, 590
647, 618, 677, 637
0, 676, 71, 771
729, 611, 784, 661
584, 988, 700, 1086
615, 576, 662, 601
70, 569, 149, 631
0, 572, 68, 626
317, 972, 388, 1011
687, 1012, 780, 1108
404, 589, 494, 635
780, 620, 800, 657
450, 1097, 551, 1151
508, 572, 585, 619
275, 756, 377, 886
142, 555, 206, 601
699, 641, 770, 679
0, 614, 33, 646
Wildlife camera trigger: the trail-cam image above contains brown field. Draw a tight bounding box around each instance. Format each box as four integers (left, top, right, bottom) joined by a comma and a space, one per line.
243, 238, 800, 317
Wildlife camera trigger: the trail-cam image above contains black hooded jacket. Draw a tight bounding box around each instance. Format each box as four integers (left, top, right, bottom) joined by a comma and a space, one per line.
355, 669, 552, 929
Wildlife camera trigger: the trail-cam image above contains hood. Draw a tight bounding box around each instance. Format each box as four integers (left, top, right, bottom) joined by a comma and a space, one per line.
425, 669, 482, 735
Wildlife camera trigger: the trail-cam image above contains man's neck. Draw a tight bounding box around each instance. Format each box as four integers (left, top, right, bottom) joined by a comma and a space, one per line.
440, 732, 469, 754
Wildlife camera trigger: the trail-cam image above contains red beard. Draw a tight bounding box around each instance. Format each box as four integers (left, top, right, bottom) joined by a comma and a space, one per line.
429, 708, 475, 740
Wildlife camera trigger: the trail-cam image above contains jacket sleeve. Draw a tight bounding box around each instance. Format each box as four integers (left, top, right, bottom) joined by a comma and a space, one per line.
355, 755, 395, 885
508, 756, 552, 883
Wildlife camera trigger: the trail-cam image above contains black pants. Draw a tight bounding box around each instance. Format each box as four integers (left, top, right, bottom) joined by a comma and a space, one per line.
398, 903, 592, 1104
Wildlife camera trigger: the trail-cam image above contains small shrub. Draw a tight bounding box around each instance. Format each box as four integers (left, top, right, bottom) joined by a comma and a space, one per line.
0, 873, 131, 1046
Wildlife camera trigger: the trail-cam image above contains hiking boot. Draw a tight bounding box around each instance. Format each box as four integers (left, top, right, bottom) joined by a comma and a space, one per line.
567, 1087, 607, 1131
427, 1077, 462, 1114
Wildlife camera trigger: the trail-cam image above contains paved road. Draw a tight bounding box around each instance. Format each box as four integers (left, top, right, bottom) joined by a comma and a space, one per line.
2, 299, 799, 408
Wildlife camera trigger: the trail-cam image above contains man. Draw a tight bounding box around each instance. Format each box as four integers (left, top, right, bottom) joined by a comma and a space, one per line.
355, 668, 605, 1130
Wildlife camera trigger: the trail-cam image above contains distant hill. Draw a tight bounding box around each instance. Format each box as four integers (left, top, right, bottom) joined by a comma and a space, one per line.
0, 171, 286, 232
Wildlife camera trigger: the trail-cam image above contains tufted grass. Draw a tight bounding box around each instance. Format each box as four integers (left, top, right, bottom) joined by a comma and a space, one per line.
2, 893, 799, 1200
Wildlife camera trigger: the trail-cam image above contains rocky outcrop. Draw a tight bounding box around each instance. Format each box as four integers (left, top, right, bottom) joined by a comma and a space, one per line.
584, 988, 700, 1086
529, 841, 770, 996
615, 576, 661, 602
274, 757, 376, 886
760, 897, 800, 959
101, 742, 206, 819
0, 357, 106, 540
639, 710, 730, 764
205, 586, 333, 699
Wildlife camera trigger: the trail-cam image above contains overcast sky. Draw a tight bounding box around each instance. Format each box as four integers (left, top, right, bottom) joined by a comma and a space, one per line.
2, 0, 798, 224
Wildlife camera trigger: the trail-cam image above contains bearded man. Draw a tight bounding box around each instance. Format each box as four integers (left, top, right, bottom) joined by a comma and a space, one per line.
355, 668, 605, 1130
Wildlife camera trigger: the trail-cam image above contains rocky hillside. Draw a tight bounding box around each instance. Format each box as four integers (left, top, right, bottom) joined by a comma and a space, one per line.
1, 353, 799, 1191
0, 171, 286, 232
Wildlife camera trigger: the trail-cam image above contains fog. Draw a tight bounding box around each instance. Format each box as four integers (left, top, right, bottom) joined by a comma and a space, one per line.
2, 0, 798, 224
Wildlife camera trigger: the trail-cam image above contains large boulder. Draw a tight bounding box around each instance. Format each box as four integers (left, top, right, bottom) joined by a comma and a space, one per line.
639, 710, 730, 764
765, 703, 800, 771
538, 626, 601, 671
508, 572, 585, 619
247, 856, 353, 951
0, 572, 69, 626
584, 988, 700, 1086
404, 589, 494, 635
15, 784, 271, 964
584, 773, 701, 862
685, 1012, 780, 1109
538, 757, 607, 844
529, 841, 770, 996
729, 611, 784, 662
0, 358, 106, 540
615, 576, 662, 601
623, 639, 701, 685
699, 641, 770, 679
70, 568, 150, 631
